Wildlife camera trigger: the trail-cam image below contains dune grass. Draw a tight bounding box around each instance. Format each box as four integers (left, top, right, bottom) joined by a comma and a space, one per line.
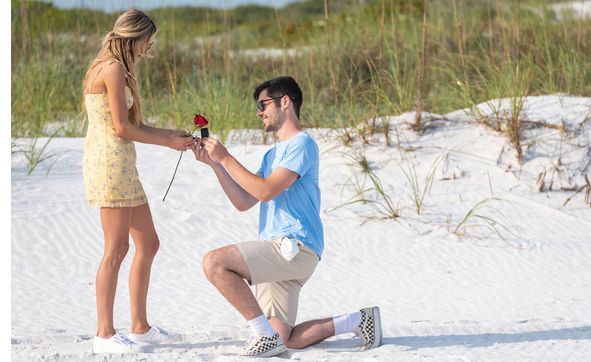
327, 150, 400, 219
11, 128, 66, 176
11, 0, 591, 143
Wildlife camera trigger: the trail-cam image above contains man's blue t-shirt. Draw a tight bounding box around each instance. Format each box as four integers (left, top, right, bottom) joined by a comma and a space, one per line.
257, 132, 324, 258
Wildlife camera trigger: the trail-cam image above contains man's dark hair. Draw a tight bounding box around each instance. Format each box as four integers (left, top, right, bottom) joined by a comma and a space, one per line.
253, 76, 303, 118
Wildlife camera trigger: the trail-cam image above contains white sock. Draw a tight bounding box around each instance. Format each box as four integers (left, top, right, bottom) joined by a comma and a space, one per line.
247, 314, 275, 337
332, 311, 362, 335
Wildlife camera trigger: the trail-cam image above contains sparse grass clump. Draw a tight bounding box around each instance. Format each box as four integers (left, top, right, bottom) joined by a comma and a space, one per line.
11, 129, 66, 176
396, 152, 445, 215
453, 197, 520, 247
328, 151, 400, 220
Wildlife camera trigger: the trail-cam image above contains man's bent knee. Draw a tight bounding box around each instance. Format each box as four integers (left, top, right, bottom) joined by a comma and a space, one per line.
202, 245, 250, 282
202, 250, 218, 281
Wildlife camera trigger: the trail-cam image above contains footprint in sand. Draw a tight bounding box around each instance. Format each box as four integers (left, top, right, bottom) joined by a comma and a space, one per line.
160, 204, 192, 222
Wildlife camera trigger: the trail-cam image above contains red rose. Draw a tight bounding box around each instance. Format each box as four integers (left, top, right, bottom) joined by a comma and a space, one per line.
194, 114, 208, 128
164, 112, 209, 202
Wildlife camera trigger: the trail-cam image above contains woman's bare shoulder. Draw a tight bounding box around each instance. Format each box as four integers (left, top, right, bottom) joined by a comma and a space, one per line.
101, 61, 128, 88
85, 60, 126, 91
101, 60, 127, 78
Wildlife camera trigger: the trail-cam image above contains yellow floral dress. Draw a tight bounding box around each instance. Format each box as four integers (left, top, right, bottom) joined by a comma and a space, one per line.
83, 85, 148, 208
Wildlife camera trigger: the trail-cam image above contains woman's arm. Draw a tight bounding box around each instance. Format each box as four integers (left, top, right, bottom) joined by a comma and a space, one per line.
103, 63, 193, 151
139, 123, 187, 137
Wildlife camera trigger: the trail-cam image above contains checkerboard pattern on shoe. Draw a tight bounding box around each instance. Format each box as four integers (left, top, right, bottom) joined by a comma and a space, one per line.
239, 333, 286, 357
353, 306, 383, 350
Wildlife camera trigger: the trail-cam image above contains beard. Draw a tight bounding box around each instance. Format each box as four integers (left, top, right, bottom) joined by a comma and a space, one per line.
263, 113, 282, 132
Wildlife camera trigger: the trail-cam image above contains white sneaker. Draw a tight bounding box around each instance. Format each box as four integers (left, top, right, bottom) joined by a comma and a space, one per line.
93, 333, 149, 353
128, 325, 182, 344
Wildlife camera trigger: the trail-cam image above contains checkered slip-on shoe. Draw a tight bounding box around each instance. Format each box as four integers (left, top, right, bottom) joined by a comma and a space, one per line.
239, 333, 286, 358
353, 306, 383, 350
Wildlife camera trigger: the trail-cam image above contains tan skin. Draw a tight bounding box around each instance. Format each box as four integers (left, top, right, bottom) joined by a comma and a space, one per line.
85, 36, 194, 338
192, 90, 336, 349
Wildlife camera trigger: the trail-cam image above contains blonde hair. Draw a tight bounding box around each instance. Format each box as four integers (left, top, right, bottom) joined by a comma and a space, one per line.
84, 9, 157, 125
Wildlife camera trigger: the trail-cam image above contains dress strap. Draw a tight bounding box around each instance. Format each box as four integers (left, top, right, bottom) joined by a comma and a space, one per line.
87, 61, 110, 93
86, 59, 135, 93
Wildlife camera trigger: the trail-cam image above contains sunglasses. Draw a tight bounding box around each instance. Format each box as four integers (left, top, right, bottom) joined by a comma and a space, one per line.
256, 96, 284, 112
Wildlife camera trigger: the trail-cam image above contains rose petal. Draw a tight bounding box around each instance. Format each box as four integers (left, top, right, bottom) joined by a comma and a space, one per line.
194, 114, 209, 127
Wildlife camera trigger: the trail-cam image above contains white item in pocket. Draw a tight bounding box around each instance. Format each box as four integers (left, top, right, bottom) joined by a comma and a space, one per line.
280, 237, 301, 261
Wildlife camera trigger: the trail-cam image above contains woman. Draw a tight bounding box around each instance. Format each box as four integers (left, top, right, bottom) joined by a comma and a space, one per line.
82, 9, 193, 353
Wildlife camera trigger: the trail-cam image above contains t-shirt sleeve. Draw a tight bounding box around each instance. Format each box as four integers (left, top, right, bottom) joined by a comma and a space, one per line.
258, 148, 271, 177
257, 164, 263, 177
279, 136, 318, 177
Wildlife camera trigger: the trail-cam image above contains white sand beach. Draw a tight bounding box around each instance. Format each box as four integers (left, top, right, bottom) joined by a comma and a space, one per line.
11, 95, 591, 361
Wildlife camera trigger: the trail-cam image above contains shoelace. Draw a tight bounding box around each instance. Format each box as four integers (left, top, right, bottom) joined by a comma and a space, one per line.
151, 325, 167, 336
113, 333, 134, 346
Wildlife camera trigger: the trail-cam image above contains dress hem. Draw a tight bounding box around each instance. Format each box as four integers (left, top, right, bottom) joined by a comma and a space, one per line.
87, 196, 148, 208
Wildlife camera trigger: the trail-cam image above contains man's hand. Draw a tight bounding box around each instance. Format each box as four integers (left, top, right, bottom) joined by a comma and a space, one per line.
192, 138, 217, 166
201, 138, 231, 164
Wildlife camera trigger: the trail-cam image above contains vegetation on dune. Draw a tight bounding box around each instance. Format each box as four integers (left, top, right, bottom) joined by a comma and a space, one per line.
11, 0, 591, 140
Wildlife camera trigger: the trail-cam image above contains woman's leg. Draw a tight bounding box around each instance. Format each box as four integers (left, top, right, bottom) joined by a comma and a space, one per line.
128, 203, 160, 334
96, 207, 132, 338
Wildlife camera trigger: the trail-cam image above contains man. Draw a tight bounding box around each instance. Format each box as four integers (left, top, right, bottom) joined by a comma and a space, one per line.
192, 76, 382, 357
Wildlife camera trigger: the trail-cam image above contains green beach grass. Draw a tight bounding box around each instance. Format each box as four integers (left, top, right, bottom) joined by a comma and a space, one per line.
11, 0, 591, 139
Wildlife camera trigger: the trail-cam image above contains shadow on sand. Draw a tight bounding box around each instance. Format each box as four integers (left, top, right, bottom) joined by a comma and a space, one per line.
387, 326, 591, 350
140, 326, 591, 354
312, 326, 591, 352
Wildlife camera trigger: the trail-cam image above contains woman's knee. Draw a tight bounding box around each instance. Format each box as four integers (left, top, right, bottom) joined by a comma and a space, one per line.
102, 240, 130, 267
137, 237, 160, 258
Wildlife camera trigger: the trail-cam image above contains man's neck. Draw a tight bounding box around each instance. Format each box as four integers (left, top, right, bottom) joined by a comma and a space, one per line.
276, 117, 302, 141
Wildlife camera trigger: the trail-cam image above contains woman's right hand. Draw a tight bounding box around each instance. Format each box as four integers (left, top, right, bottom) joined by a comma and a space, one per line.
168, 134, 194, 151
170, 129, 190, 137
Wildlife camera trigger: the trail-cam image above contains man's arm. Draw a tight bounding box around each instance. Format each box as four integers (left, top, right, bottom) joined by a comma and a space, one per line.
219, 154, 298, 202
200, 138, 299, 203
211, 162, 260, 211
192, 139, 260, 211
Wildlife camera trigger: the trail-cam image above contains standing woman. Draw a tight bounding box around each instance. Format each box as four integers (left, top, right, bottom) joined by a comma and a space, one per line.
82, 9, 192, 353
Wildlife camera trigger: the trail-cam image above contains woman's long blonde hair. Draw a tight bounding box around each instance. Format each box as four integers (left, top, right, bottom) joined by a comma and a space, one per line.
84, 9, 156, 125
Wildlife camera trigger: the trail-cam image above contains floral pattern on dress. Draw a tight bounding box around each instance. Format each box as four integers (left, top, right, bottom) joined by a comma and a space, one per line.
82, 87, 148, 208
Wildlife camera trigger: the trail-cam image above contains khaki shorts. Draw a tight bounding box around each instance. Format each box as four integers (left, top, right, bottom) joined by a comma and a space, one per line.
236, 238, 319, 327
